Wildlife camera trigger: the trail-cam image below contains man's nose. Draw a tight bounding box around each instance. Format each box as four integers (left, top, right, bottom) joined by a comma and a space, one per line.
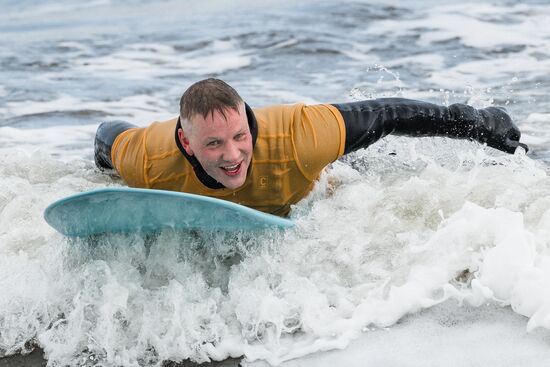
222, 141, 240, 162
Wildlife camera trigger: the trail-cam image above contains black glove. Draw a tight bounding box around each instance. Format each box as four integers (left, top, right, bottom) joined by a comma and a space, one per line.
455, 105, 528, 154
332, 98, 528, 154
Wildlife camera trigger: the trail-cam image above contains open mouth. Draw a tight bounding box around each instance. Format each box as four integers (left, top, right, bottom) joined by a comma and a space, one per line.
220, 161, 242, 176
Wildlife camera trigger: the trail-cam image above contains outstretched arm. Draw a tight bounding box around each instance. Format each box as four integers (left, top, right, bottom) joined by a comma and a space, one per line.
332, 98, 528, 154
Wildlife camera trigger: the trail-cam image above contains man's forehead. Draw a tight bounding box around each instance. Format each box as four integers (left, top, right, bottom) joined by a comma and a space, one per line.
192, 105, 248, 134
195, 103, 245, 122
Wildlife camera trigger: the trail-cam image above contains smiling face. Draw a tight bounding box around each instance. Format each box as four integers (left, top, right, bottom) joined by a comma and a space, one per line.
178, 103, 253, 189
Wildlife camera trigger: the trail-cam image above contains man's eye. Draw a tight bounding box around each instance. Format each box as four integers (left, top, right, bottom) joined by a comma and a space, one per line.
235, 133, 245, 140
207, 140, 220, 147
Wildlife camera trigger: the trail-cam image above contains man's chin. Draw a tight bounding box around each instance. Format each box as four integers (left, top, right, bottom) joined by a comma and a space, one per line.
215, 171, 247, 189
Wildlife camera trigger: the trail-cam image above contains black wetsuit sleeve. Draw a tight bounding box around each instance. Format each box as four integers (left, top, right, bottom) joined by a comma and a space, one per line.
94, 121, 137, 169
331, 98, 528, 154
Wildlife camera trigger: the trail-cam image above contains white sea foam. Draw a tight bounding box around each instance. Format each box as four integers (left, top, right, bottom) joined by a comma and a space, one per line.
0, 125, 97, 161
368, 3, 550, 49
247, 301, 550, 367
57, 41, 93, 53
1, 140, 549, 366
340, 42, 379, 64
384, 53, 446, 71
72, 39, 252, 79
427, 55, 550, 90
3, 93, 174, 127
4, 0, 112, 19
362, 2, 550, 92
240, 78, 320, 105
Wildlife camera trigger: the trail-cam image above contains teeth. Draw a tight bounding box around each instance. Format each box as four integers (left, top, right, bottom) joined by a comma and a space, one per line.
223, 163, 239, 170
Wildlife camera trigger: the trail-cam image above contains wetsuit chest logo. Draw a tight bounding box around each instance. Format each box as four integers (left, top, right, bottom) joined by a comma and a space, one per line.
258, 176, 269, 189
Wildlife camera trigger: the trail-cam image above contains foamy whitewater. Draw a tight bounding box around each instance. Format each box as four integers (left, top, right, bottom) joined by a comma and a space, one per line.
1, 0, 550, 366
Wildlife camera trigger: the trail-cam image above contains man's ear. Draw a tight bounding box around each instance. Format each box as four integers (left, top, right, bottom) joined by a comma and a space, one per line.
178, 128, 194, 156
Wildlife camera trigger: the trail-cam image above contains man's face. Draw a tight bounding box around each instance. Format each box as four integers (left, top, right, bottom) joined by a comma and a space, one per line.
178, 103, 253, 190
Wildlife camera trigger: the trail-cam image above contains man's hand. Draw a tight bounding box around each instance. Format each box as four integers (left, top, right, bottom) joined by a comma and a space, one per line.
479, 106, 529, 154
449, 104, 529, 154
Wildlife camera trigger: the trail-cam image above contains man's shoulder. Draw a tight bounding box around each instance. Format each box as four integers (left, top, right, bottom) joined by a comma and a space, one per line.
252, 103, 343, 133
252, 103, 305, 133
140, 117, 180, 158
143, 117, 178, 141
147, 117, 179, 131
252, 103, 305, 119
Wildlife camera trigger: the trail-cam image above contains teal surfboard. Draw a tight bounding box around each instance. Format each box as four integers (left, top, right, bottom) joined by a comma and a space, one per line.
44, 187, 294, 237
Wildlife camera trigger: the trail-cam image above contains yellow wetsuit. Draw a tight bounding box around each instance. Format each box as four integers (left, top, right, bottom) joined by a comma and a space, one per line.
98, 99, 524, 217
111, 104, 346, 216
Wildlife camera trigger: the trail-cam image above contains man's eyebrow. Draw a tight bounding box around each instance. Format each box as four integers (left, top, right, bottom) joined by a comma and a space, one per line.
207, 129, 245, 139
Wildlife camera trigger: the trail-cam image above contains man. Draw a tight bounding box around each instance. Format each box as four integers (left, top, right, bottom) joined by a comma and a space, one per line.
95, 78, 528, 216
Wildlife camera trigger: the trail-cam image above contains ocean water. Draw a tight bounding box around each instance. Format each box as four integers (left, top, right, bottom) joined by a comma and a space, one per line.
1, 0, 550, 366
